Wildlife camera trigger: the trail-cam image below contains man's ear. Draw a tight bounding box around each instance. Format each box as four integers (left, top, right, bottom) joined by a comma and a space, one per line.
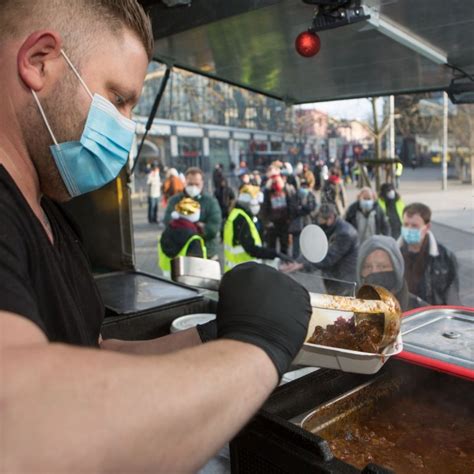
17, 30, 62, 92
426, 222, 432, 232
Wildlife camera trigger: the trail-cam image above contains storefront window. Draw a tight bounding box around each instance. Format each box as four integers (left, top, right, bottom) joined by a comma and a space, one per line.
176, 137, 203, 173
209, 138, 231, 171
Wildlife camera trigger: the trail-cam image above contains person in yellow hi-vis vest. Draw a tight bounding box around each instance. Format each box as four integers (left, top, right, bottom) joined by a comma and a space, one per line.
158, 197, 207, 277
223, 185, 279, 272
378, 183, 405, 239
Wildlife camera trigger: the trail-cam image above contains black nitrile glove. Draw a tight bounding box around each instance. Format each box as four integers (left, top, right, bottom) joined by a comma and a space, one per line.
196, 320, 217, 343
216, 262, 311, 378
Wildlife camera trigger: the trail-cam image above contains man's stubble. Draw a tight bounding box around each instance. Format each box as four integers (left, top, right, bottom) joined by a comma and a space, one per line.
21, 70, 87, 202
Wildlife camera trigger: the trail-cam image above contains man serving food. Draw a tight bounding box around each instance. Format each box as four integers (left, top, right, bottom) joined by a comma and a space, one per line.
0, 1, 311, 472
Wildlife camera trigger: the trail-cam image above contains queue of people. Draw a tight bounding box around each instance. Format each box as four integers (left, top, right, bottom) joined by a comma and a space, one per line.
0, 1, 465, 472
155, 159, 461, 310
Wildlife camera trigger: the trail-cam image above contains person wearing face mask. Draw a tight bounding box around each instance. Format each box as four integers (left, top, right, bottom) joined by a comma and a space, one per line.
320, 167, 347, 215
238, 170, 252, 191
223, 185, 279, 271
398, 203, 460, 305
357, 235, 426, 311
288, 178, 318, 257
0, 3, 313, 472
261, 171, 297, 256
164, 167, 222, 258
345, 186, 389, 244
158, 198, 207, 278
378, 182, 405, 238
281, 204, 359, 296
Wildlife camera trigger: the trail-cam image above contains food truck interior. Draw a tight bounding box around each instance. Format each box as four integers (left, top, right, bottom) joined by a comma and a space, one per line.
62, 1, 474, 472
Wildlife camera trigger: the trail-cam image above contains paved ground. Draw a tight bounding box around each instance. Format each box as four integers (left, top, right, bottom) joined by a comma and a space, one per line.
132, 167, 474, 306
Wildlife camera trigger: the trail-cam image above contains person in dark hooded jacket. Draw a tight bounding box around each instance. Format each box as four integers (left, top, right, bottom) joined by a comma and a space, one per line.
158, 197, 206, 277
281, 204, 358, 296
357, 235, 426, 311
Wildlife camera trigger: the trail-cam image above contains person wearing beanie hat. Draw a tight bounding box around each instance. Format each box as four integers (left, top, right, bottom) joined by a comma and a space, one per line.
164, 167, 222, 258
223, 185, 279, 272
158, 197, 207, 277
357, 235, 425, 311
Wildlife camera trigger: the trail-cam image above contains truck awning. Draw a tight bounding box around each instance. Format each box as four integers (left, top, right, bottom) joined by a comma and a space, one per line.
141, 0, 474, 103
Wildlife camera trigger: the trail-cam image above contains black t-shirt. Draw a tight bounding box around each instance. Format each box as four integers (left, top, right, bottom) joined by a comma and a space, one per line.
0, 166, 104, 346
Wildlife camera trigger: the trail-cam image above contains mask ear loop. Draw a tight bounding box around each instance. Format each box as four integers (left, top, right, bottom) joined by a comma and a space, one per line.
31, 90, 59, 147
60, 49, 93, 100
31, 49, 93, 146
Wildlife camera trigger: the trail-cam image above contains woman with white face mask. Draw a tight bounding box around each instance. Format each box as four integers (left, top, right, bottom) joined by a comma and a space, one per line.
223, 185, 280, 272
378, 182, 405, 239
345, 186, 390, 244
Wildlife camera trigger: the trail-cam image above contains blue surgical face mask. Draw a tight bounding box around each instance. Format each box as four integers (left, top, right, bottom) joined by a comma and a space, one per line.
360, 199, 374, 211
299, 187, 310, 197
401, 226, 423, 245
31, 50, 136, 198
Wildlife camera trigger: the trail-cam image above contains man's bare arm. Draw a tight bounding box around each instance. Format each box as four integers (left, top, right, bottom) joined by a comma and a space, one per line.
100, 327, 202, 355
1, 312, 277, 473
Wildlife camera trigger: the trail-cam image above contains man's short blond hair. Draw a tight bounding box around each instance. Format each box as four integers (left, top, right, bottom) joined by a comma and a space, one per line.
0, 0, 153, 60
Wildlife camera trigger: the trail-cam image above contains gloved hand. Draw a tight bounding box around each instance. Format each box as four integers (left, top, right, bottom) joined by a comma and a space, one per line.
216, 262, 311, 378
196, 319, 217, 343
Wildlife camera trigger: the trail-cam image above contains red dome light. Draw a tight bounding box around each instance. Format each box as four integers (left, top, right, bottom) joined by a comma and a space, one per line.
295, 31, 321, 57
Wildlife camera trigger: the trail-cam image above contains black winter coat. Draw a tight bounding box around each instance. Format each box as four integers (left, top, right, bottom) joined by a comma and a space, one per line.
304, 218, 359, 296
400, 236, 460, 306
345, 201, 390, 237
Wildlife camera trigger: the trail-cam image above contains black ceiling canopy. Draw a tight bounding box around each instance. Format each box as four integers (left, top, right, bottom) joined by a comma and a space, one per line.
139, 0, 474, 104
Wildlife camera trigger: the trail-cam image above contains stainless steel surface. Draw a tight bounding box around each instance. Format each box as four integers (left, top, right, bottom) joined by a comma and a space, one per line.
63, 169, 134, 272
152, 0, 474, 103
299, 379, 380, 433
401, 308, 474, 369
171, 256, 222, 291
95, 271, 201, 314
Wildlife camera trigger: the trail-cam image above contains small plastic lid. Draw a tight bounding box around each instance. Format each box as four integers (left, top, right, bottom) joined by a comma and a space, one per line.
170, 313, 216, 333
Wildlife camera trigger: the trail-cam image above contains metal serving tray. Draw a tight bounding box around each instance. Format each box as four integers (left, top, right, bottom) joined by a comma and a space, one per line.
399, 307, 474, 378
95, 271, 202, 315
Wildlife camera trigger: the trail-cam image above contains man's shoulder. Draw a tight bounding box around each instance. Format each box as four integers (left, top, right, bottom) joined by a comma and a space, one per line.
200, 193, 220, 207
336, 218, 357, 237
0, 176, 31, 239
168, 192, 184, 205
434, 239, 457, 263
